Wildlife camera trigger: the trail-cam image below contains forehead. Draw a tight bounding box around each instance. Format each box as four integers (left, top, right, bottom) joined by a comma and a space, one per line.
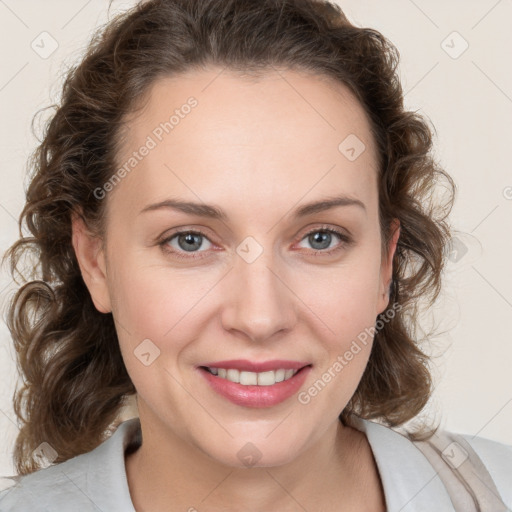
111, 67, 379, 219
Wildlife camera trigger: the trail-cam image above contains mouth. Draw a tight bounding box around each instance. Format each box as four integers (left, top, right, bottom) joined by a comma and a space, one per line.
197, 363, 313, 408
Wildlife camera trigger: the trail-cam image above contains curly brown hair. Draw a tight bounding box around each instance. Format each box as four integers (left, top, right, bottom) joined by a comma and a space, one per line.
3, 0, 455, 476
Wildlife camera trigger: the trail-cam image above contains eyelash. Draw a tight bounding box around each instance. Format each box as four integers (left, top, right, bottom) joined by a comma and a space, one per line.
158, 225, 353, 261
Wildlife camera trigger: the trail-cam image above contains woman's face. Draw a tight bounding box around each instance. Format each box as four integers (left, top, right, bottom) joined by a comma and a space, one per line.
76, 67, 399, 467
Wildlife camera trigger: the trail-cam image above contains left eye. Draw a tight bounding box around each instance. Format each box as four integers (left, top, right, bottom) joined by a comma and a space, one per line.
297, 228, 348, 252
164, 231, 213, 255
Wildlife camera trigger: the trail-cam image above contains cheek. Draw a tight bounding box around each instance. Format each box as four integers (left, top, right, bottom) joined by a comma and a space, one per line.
298, 252, 383, 338
111, 269, 175, 339
292, 252, 382, 402
108, 254, 221, 360
108, 261, 201, 409
296, 276, 378, 415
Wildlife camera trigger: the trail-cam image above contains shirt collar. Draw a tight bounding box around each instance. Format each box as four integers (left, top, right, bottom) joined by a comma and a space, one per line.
351, 416, 455, 511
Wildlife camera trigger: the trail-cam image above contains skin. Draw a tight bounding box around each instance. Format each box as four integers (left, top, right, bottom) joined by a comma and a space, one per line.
72, 66, 400, 511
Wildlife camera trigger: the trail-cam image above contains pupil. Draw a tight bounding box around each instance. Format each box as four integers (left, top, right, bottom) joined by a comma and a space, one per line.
310, 231, 330, 250
180, 233, 201, 251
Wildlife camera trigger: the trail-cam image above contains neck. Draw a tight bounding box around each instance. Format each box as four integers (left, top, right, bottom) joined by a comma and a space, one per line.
125, 403, 384, 512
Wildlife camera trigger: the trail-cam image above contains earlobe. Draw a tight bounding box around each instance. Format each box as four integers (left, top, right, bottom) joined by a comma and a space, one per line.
71, 213, 112, 314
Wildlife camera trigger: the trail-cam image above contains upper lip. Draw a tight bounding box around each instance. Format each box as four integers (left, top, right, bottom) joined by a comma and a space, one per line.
199, 359, 311, 372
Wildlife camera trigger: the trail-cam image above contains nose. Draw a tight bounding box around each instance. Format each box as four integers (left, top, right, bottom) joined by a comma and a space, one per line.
220, 247, 297, 343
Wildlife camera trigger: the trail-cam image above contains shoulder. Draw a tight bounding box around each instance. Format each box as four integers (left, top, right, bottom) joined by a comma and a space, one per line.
415, 427, 512, 508
353, 417, 512, 511
0, 418, 140, 512
0, 452, 97, 511
460, 432, 512, 505
410, 426, 512, 509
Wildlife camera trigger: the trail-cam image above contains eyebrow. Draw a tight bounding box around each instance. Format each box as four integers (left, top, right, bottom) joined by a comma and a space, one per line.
139, 194, 366, 220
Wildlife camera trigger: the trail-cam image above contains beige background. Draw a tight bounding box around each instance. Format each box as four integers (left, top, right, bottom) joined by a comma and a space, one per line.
0, 0, 511, 480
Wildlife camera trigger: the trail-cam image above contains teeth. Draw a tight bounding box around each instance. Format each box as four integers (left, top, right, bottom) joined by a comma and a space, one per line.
275, 369, 285, 382
255, 371, 274, 386
240, 370, 257, 385
207, 367, 300, 386
227, 368, 241, 382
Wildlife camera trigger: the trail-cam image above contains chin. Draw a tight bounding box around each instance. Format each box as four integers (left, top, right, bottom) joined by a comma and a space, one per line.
200, 434, 307, 470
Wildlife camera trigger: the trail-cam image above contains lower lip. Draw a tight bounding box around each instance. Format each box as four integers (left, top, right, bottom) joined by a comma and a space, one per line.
198, 366, 312, 408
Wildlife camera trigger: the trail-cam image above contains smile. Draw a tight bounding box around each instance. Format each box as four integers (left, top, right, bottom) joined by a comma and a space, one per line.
198, 364, 312, 408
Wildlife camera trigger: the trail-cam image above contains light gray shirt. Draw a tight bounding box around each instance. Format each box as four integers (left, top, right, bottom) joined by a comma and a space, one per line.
1, 417, 511, 511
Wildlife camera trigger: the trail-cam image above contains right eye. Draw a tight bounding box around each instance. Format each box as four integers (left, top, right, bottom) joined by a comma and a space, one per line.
159, 229, 214, 260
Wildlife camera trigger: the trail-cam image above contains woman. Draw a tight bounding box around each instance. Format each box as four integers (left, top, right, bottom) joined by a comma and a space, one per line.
1, 0, 510, 510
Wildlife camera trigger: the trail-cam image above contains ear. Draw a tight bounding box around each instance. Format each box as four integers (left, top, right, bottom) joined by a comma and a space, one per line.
71, 212, 112, 314
377, 218, 400, 314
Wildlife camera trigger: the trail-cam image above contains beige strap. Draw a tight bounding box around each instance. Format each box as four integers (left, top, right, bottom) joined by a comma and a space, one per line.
413, 430, 508, 511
